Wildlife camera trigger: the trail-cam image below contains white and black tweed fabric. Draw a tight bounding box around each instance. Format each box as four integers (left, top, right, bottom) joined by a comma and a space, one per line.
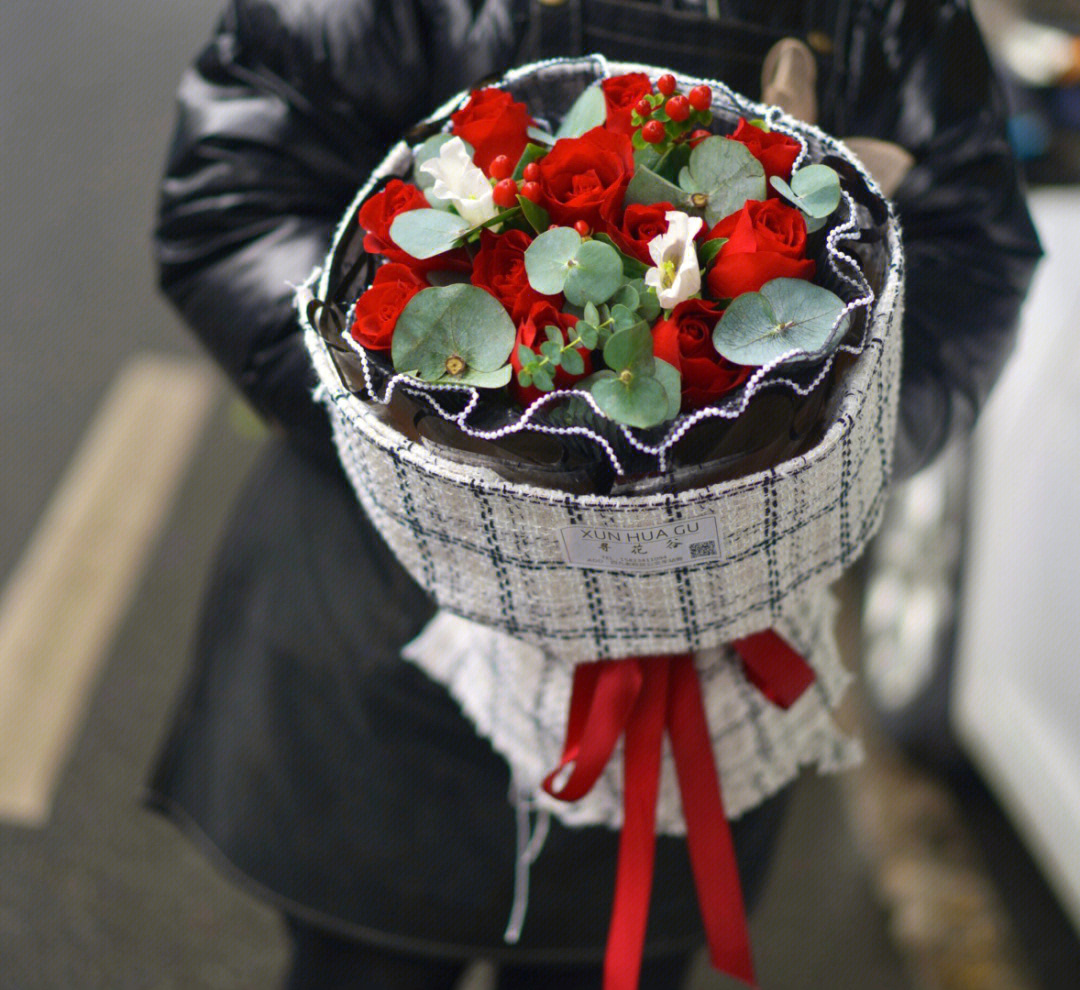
303, 58, 905, 829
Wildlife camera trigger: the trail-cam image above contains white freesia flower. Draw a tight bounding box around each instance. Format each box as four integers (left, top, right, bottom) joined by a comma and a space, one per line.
644, 211, 704, 309
419, 137, 498, 227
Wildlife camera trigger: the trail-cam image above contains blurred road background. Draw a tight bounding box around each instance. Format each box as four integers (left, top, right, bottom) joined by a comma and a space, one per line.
2, 2, 1079, 988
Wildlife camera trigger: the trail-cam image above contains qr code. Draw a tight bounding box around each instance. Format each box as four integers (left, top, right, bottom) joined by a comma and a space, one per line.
689, 540, 717, 559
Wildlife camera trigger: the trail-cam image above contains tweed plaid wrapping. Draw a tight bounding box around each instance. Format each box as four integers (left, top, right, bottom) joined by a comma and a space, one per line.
302, 57, 904, 829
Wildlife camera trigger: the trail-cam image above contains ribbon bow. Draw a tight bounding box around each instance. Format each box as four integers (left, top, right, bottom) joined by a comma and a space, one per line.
541, 630, 815, 990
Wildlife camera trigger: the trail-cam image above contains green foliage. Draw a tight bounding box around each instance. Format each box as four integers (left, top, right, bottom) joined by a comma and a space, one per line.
712, 278, 850, 367
563, 239, 623, 307
677, 136, 767, 225
389, 209, 472, 260
770, 164, 841, 219
391, 284, 515, 386
555, 84, 607, 139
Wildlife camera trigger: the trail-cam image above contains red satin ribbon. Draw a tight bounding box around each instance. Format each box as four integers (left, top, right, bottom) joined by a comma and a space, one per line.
541, 630, 815, 990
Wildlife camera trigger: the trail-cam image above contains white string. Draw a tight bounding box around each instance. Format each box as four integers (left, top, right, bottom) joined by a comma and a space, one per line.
503, 780, 552, 944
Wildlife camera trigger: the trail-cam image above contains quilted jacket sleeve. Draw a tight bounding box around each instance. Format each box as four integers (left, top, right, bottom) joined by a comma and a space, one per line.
839, 0, 1042, 477
154, 0, 434, 460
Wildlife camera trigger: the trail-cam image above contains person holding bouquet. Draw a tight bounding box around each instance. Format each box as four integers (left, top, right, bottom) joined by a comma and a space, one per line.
151, 2, 1040, 987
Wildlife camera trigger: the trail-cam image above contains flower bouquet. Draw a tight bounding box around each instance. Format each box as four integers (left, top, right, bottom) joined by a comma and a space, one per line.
303, 56, 902, 990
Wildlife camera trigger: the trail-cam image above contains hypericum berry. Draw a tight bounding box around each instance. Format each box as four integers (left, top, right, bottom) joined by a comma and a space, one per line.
656, 74, 677, 97
641, 119, 666, 144
492, 177, 519, 208
665, 95, 690, 122
688, 128, 712, 148
489, 155, 513, 180
688, 86, 712, 112
634, 97, 653, 117
520, 180, 542, 202
573, 220, 590, 238
522, 162, 541, 182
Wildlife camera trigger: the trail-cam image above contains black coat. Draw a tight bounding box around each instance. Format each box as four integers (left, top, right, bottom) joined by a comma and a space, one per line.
151, 0, 1041, 960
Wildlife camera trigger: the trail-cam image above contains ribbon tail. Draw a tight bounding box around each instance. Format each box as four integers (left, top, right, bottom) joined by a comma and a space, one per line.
668, 655, 757, 988
542, 660, 643, 802
603, 660, 669, 990
733, 630, 816, 710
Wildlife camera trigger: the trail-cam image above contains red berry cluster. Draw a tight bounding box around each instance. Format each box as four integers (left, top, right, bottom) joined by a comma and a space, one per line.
631, 74, 713, 152
490, 156, 542, 208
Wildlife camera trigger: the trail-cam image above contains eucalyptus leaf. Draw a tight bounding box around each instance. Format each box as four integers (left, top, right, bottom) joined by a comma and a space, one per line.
576, 321, 599, 350
624, 166, 693, 213
603, 323, 655, 375
564, 239, 624, 307
561, 346, 585, 376
390, 209, 471, 260
526, 126, 555, 146
539, 340, 563, 364
524, 226, 582, 294
555, 84, 607, 139
392, 284, 516, 385
770, 164, 841, 218
517, 343, 536, 367
712, 278, 850, 367
592, 233, 649, 279
610, 283, 640, 311
591, 373, 669, 429
678, 137, 766, 225
633, 145, 663, 172
630, 280, 661, 321
583, 302, 600, 325
653, 142, 692, 184
543, 324, 563, 345
654, 357, 683, 421
531, 365, 555, 391
609, 303, 639, 332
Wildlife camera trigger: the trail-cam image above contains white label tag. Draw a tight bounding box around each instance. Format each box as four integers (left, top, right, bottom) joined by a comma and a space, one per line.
559, 516, 722, 572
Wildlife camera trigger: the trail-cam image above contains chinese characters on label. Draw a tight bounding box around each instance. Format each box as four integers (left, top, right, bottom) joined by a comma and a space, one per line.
559, 516, 721, 572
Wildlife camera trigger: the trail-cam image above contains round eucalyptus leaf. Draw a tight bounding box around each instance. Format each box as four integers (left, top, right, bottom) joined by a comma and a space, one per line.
555, 84, 607, 139
560, 346, 585, 376
437, 364, 513, 388
653, 357, 682, 421
790, 164, 841, 217
603, 323, 654, 374
680, 137, 766, 225
392, 284, 516, 384
524, 226, 582, 294
624, 166, 692, 212
591, 373, 669, 429
610, 282, 640, 312
564, 239, 624, 307
390, 209, 471, 260
712, 278, 850, 367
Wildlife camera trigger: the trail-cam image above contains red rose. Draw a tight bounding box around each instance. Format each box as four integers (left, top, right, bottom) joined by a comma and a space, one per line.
357, 180, 471, 272
652, 299, 751, 409
451, 87, 535, 174
705, 199, 815, 299
471, 229, 561, 323
357, 180, 430, 264
509, 301, 591, 406
727, 118, 801, 182
537, 126, 635, 229
604, 201, 674, 264
601, 72, 653, 137
349, 266, 427, 351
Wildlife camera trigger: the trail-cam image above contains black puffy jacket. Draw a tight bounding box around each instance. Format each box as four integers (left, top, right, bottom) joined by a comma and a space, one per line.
157, 0, 1041, 479
149, 0, 1042, 959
